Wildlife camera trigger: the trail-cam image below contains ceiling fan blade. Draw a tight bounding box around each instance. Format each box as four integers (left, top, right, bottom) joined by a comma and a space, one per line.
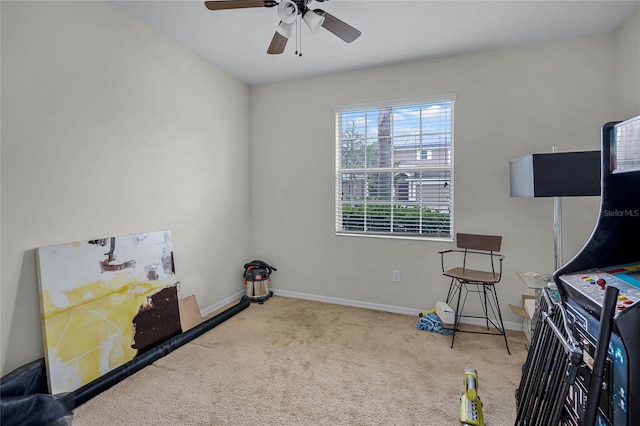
314, 9, 361, 43
204, 0, 272, 11
267, 31, 288, 54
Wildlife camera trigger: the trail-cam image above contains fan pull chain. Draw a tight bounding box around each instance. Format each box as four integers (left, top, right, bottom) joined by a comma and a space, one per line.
299, 22, 302, 57
294, 15, 298, 55
294, 15, 302, 57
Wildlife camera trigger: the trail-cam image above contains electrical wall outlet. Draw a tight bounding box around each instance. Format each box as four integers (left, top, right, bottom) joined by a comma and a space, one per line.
392, 270, 401, 282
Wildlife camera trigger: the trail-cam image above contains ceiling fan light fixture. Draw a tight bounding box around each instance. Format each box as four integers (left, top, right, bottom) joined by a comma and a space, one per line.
303, 10, 325, 33
276, 21, 295, 39
277, 0, 299, 24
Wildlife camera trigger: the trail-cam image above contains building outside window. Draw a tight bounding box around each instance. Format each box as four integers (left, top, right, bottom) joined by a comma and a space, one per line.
420, 149, 433, 160
335, 95, 455, 239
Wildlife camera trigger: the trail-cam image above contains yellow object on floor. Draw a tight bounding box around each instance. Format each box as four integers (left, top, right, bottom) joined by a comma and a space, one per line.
418, 307, 436, 317
460, 368, 484, 426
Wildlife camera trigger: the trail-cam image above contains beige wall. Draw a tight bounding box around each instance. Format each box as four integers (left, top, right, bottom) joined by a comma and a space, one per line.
1, 2, 638, 378
1, 1, 251, 375
249, 26, 637, 320
615, 9, 640, 119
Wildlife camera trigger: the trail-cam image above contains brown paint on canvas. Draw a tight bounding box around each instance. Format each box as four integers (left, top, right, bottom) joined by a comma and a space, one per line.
131, 286, 182, 355
97, 237, 137, 272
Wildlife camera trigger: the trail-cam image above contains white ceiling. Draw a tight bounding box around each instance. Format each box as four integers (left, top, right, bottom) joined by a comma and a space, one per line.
111, 0, 639, 86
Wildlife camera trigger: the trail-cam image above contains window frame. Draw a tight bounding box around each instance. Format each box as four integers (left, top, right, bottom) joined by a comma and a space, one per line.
334, 94, 455, 241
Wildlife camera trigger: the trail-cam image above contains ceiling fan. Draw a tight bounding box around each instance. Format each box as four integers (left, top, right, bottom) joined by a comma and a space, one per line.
204, 0, 361, 55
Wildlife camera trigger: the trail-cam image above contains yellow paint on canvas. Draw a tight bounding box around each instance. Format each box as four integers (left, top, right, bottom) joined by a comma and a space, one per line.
41, 275, 173, 390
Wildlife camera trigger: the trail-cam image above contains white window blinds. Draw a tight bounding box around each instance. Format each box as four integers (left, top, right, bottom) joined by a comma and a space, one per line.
335, 95, 455, 239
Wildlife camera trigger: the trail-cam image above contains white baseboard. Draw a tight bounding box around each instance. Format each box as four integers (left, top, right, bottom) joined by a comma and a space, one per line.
271, 289, 524, 331
273, 289, 423, 316
199, 288, 523, 332
199, 290, 245, 318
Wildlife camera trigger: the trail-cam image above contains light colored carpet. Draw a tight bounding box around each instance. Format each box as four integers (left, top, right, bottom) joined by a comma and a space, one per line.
72, 296, 527, 425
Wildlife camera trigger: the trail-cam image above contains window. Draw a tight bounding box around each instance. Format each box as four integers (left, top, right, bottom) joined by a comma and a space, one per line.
420, 149, 433, 160
335, 95, 455, 239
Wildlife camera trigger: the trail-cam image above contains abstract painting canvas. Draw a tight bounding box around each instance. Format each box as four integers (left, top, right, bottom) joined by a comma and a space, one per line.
35, 230, 182, 395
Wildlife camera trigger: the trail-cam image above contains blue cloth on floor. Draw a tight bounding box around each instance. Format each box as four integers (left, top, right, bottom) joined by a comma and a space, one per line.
417, 312, 453, 335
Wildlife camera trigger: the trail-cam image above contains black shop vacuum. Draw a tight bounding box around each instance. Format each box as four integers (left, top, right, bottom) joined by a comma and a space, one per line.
242, 260, 276, 304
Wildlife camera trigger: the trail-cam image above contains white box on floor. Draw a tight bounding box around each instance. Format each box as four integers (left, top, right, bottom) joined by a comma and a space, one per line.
436, 301, 455, 328
510, 295, 536, 344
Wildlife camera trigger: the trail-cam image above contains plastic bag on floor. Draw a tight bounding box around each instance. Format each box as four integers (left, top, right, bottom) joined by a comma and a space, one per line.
0, 358, 74, 426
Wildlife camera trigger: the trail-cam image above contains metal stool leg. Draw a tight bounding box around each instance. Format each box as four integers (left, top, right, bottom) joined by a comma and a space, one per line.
451, 280, 465, 349
448, 281, 510, 354
488, 284, 510, 355
445, 277, 459, 305
482, 285, 490, 330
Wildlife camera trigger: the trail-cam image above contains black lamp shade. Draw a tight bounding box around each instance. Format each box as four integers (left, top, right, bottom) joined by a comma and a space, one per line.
509, 151, 601, 198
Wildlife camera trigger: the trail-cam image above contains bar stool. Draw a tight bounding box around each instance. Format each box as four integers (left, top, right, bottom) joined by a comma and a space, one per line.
439, 233, 510, 354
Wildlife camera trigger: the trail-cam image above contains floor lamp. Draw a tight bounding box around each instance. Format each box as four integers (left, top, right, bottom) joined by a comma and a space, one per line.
509, 149, 601, 271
